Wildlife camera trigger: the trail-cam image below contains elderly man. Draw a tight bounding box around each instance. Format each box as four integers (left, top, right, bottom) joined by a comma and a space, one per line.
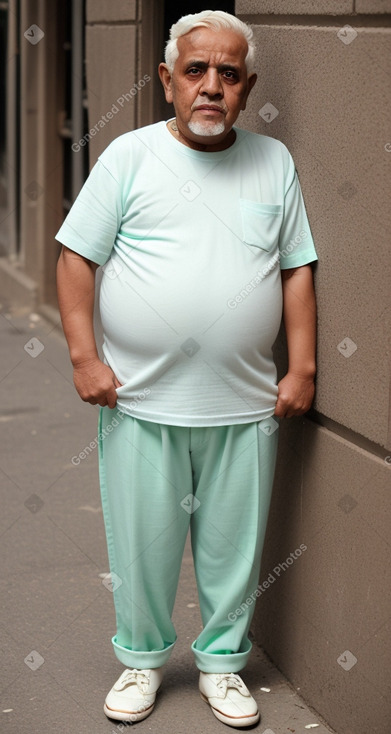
56, 10, 317, 729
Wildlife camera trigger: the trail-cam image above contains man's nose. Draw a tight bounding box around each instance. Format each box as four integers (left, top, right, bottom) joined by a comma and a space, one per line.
199, 68, 223, 98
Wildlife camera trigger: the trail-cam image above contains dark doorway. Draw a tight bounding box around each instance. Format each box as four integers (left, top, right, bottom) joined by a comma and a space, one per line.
163, 1, 235, 52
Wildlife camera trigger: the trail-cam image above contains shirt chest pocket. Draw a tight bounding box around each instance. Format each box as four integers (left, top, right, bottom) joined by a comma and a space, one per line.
240, 199, 283, 252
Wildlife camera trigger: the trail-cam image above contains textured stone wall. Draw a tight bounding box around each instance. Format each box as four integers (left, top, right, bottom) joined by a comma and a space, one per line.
235, 3, 391, 732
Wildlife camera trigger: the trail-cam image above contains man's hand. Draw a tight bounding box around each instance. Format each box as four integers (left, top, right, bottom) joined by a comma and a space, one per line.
274, 372, 315, 418
73, 357, 123, 408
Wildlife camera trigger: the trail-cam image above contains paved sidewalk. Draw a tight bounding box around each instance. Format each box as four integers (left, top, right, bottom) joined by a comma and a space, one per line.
0, 304, 337, 734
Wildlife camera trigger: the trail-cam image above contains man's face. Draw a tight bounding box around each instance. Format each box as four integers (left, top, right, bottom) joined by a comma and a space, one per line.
159, 26, 257, 150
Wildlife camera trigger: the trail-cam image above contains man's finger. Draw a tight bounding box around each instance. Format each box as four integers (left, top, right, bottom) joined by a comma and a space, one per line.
106, 387, 118, 409
274, 400, 286, 418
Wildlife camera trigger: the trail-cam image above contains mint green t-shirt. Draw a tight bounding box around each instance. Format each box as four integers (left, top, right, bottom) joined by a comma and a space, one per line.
55, 121, 317, 426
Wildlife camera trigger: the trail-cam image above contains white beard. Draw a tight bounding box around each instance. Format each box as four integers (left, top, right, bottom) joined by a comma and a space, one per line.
188, 119, 225, 137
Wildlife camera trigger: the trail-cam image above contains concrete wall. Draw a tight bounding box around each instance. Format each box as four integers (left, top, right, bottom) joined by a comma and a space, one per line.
0, 0, 64, 309
235, 3, 391, 732
85, 0, 164, 164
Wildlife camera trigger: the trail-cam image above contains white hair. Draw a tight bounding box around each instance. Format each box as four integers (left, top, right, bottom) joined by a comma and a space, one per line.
164, 10, 255, 75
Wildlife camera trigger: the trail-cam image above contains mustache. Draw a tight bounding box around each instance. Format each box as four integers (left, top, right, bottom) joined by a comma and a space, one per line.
191, 99, 227, 113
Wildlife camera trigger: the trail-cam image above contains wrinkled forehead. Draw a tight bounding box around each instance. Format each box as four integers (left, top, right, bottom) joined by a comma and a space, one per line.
176, 26, 248, 67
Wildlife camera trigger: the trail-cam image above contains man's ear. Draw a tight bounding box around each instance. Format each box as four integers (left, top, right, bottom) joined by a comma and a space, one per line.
158, 63, 173, 104
241, 73, 257, 111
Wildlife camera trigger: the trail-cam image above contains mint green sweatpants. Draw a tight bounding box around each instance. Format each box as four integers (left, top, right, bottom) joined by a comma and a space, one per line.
98, 408, 278, 673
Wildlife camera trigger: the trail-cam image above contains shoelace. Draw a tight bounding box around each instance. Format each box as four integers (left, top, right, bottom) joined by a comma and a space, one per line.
114, 669, 151, 694
214, 673, 250, 698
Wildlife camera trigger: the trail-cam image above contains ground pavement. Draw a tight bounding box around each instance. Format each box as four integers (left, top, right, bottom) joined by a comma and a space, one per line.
0, 304, 337, 734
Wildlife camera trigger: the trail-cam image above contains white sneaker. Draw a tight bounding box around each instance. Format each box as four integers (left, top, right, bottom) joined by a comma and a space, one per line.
199, 672, 260, 728
104, 667, 163, 722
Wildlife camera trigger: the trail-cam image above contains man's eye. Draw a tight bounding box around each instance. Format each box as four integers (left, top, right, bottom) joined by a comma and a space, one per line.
187, 68, 201, 75
223, 71, 237, 80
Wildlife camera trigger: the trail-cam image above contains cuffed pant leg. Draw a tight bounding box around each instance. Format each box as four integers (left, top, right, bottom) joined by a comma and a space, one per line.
189, 418, 278, 673
98, 408, 192, 669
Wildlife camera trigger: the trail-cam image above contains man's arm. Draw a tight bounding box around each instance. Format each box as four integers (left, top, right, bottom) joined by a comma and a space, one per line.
56, 246, 122, 408
274, 264, 316, 418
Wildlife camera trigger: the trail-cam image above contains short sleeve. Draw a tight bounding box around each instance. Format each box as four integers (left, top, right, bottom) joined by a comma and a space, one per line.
55, 159, 122, 266
278, 152, 318, 269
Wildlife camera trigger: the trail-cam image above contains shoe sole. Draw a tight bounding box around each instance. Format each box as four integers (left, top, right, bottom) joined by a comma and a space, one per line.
200, 692, 260, 728
103, 701, 155, 722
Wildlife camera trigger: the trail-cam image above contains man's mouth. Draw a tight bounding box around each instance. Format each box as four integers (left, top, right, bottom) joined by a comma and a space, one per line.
194, 105, 225, 114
